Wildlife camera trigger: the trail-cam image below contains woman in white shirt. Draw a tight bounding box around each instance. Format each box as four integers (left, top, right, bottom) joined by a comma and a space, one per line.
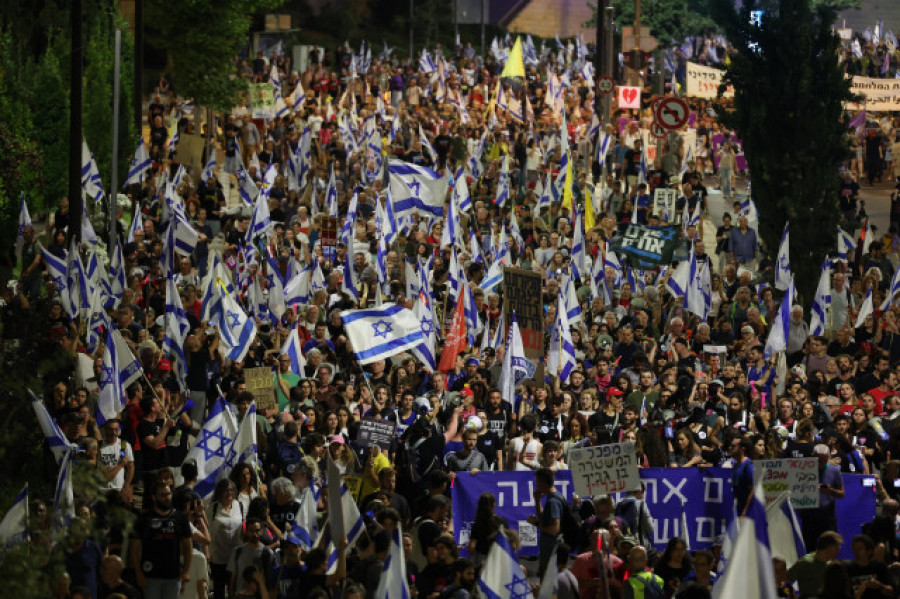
509, 414, 543, 471
230, 462, 263, 516
207, 478, 244, 599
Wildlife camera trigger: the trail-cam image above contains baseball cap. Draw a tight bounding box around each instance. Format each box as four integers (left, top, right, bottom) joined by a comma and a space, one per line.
157, 358, 172, 372
328, 435, 345, 445
606, 387, 624, 397
284, 534, 303, 546
465, 357, 480, 366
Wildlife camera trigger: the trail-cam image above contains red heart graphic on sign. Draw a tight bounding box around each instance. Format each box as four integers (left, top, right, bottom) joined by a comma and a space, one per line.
623, 88, 637, 104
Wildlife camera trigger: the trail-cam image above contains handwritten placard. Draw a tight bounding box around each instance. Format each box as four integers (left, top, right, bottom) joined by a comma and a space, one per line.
753, 458, 820, 509
356, 417, 397, 450
686, 62, 734, 99
243, 367, 275, 412
503, 268, 544, 360
568, 442, 641, 497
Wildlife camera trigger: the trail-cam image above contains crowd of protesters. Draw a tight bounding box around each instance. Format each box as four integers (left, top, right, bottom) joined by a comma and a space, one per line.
6, 25, 900, 599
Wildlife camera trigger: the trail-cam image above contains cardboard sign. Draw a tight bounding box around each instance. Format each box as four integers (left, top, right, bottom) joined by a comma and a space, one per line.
753, 458, 820, 509
617, 86, 642, 109
174, 133, 206, 170
847, 76, 900, 111
356, 417, 397, 450
243, 367, 276, 412
320, 216, 338, 261
568, 442, 641, 497
685, 62, 735, 99
502, 267, 544, 360
249, 83, 276, 119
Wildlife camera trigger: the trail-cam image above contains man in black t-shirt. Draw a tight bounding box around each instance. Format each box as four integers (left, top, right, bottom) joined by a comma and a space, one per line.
136, 397, 175, 483
485, 389, 514, 447
846, 534, 894, 599
131, 483, 192, 595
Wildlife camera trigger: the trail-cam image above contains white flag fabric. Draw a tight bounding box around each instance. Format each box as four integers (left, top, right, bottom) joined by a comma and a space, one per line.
15, 192, 31, 260
97, 327, 144, 425
0, 484, 29, 547
124, 138, 152, 186
28, 388, 79, 464
185, 397, 237, 499
290, 484, 320, 550
340, 303, 425, 365
247, 191, 273, 241
764, 279, 795, 357
202, 148, 217, 181
810, 259, 832, 336
81, 138, 104, 202
228, 402, 259, 471
548, 293, 577, 382
410, 293, 437, 371
52, 449, 76, 540
375, 526, 412, 599
478, 527, 534, 599
765, 492, 806, 569
164, 278, 191, 388
855, 287, 874, 329
215, 281, 258, 363
537, 540, 558, 599
711, 517, 777, 599
774, 223, 791, 291
280, 328, 307, 377
388, 160, 449, 221
326, 453, 365, 549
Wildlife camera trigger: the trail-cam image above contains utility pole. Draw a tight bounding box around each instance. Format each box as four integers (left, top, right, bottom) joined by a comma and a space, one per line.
133, 0, 144, 133
481, 0, 486, 60
604, 5, 615, 124
632, 0, 642, 77
409, 0, 414, 64
69, 0, 83, 244
110, 29, 122, 247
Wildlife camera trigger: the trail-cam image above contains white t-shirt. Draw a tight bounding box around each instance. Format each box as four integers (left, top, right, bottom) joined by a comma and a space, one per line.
181, 548, 209, 599
98, 440, 134, 490
510, 437, 541, 471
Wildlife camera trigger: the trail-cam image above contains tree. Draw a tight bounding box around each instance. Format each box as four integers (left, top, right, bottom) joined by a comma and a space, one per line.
145, 0, 287, 111
711, 0, 854, 301
586, 0, 719, 44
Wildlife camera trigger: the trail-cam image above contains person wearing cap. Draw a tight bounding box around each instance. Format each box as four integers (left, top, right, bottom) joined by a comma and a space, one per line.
267, 533, 305, 598
589, 386, 625, 440
451, 357, 483, 392
798, 444, 845, 551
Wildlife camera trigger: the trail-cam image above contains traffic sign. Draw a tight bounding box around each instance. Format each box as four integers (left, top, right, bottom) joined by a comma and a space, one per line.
654, 97, 689, 130
650, 122, 666, 139
597, 76, 614, 94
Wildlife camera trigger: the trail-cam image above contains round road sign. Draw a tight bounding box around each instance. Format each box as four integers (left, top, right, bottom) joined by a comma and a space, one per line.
654, 97, 689, 130
597, 76, 614, 94
650, 122, 666, 139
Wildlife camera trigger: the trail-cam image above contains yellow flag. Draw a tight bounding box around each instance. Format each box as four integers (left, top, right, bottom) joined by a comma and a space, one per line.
500, 37, 526, 80
585, 184, 597, 232
562, 150, 574, 214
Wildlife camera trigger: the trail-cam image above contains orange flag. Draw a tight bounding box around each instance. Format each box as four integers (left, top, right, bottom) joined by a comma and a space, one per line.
438, 293, 468, 371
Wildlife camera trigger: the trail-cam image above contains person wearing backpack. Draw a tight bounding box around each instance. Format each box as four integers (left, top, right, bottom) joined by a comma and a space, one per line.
529, 467, 564, 578
614, 484, 655, 549
622, 546, 665, 599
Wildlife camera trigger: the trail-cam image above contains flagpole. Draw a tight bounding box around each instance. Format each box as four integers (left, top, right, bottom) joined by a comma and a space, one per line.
109, 28, 122, 248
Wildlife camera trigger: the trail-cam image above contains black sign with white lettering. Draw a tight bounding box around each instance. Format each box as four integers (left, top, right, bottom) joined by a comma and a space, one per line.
612, 224, 682, 269
356, 417, 397, 450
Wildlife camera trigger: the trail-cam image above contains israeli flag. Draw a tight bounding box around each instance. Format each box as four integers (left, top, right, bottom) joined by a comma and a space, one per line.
342, 251, 360, 303
325, 163, 339, 219
537, 540, 558, 599
51, 448, 76, 539
441, 175, 464, 251
499, 313, 533, 406
836, 226, 856, 261
764, 278, 795, 358
495, 155, 510, 208
247, 189, 273, 242
326, 452, 365, 549
341, 188, 360, 249
227, 400, 259, 471
216, 280, 258, 363
765, 492, 806, 569
410, 293, 436, 371
419, 48, 436, 74
81, 200, 99, 245
419, 125, 439, 166
375, 526, 411, 599
185, 397, 237, 499
66, 242, 93, 318
164, 277, 191, 388
340, 303, 425, 365
0, 484, 29, 547
97, 327, 144, 425
478, 527, 534, 599
281, 327, 307, 377
548, 293, 577, 382
564, 274, 582, 324
15, 192, 31, 260
201, 147, 217, 181
388, 160, 449, 221
41, 247, 73, 315
125, 138, 152, 186
810, 259, 832, 335
571, 209, 586, 281
711, 516, 777, 599
774, 223, 791, 291
126, 210, 143, 244
81, 138, 104, 202
855, 287, 874, 329
290, 484, 320, 551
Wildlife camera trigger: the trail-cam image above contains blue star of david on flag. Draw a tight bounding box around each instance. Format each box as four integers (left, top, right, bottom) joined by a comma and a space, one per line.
420, 316, 433, 336
226, 310, 241, 328
371, 319, 393, 339
194, 426, 229, 461
99, 364, 115, 388
504, 573, 531, 599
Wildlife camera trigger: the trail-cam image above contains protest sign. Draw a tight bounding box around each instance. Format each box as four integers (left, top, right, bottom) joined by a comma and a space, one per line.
753, 458, 820, 509
243, 367, 275, 411
685, 62, 734, 99
451, 469, 874, 558
652, 188, 677, 218
617, 86, 642, 109
174, 134, 206, 170
611, 225, 682, 269
847, 76, 900, 111
568, 442, 641, 496
320, 216, 338, 261
249, 82, 276, 119
503, 267, 544, 359
356, 417, 397, 450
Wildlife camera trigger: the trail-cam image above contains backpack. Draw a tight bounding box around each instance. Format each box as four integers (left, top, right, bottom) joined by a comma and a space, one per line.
408, 516, 435, 571
549, 492, 585, 552
630, 572, 666, 599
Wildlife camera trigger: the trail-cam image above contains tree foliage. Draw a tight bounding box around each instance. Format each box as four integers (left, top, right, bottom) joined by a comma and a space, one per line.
712, 0, 854, 301
145, 0, 287, 111
587, 0, 720, 43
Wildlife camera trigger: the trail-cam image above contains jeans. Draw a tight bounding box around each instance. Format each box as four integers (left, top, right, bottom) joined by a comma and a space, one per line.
143, 578, 181, 599
720, 167, 733, 197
